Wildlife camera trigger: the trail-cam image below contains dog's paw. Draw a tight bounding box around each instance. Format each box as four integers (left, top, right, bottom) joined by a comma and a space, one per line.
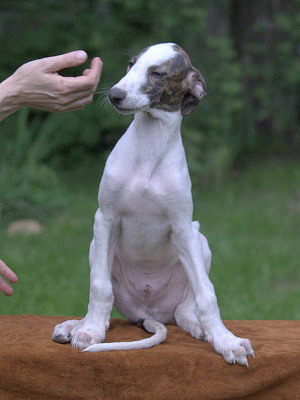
52, 319, 81, 344
211, 333, 254, 366
175, 315, 204, 340
71, 324, 106, 350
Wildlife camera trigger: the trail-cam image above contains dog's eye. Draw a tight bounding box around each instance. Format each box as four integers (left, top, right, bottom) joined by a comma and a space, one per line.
151, 71, 166, 78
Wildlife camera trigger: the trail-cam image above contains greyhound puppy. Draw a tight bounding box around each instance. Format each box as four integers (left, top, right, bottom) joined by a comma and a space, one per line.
52, 43, 254, 366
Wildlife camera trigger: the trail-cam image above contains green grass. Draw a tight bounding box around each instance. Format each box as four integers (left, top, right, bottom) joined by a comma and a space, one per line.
1, 158, 300, 319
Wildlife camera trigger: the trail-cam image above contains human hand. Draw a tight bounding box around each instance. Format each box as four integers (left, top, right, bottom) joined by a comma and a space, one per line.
0, 259, 18, 296
0, 50, 102, 117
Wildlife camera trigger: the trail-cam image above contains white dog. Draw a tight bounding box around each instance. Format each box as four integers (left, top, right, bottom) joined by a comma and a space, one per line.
52, 43, 254, 366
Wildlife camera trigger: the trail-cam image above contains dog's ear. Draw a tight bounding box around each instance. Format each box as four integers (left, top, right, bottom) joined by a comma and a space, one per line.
182, 68, 206, 116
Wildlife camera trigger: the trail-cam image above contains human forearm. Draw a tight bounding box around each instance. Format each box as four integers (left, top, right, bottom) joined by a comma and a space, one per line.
0, 51, 102, 122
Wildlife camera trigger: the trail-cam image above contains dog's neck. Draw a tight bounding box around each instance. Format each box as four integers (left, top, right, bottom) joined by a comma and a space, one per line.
128, 110, 183, 174
132, 110, 182, 148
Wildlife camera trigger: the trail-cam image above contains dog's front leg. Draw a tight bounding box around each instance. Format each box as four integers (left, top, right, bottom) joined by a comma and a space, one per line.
71, 208, 117, 349
172, 222, 254, 366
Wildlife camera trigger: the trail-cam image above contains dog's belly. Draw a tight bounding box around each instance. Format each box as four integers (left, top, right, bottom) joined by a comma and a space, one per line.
117, 213, 175, 264
112, 256, 189, 324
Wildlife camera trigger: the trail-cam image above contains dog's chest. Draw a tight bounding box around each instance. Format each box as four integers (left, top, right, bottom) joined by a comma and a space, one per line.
124, 176, 162, 209
100, 121, 190, 219
103, 167, 168, 217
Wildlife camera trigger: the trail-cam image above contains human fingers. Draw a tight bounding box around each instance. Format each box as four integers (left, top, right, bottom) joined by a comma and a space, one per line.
0, 278, 14, 296
55, 93, 94, 112
26, 87, 95, 112
85, 57, 103, 88
0, 259, 18, 296
63, 57, 102, 92
0, 259, 18, 283
27, 94, 94, 113
41, 50, 88, 73
83, 69, 90, 76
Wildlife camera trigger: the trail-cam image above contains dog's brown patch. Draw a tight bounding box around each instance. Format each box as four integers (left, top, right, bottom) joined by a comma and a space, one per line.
140, 45, 206, 114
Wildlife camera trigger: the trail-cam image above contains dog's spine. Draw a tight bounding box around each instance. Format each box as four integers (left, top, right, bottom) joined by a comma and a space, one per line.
82, 320, 167, 352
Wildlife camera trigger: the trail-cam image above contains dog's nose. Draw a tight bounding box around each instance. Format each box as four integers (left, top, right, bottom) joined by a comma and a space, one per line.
108, 87, 126, 106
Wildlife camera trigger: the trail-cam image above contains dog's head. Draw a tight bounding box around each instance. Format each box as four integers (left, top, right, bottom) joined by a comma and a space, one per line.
108, 43, 206, 116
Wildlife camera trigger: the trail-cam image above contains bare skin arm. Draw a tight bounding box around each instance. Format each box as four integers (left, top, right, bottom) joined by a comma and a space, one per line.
0, 50, 103, 121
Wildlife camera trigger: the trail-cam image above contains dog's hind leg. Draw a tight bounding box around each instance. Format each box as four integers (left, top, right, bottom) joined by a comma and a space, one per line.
175, 222, 211, 341
191, 221, 212, 275
174, 287, 204, 340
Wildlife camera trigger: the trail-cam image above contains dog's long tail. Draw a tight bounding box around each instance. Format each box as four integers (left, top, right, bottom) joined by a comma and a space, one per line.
82, 320, 167, 352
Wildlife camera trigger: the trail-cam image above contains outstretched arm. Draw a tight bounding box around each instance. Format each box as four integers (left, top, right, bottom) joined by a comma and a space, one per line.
0, 50, 103, 121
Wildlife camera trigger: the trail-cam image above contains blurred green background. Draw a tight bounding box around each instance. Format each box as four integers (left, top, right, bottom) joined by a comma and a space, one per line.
0, 0, 299, 319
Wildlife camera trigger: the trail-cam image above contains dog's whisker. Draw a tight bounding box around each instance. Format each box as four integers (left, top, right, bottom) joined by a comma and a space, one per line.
97, 94, 110, 108
96, 88, 110, 106
97, 92, 108, 101
95, 87, 110, 95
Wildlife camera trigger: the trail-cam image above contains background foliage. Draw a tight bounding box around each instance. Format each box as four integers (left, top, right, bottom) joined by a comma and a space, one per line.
0, 0, 299, 218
